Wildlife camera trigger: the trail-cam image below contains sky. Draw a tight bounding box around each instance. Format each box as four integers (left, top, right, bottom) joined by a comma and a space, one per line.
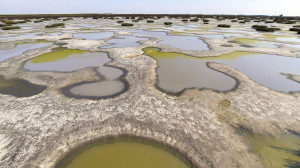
0, 0, 299, 16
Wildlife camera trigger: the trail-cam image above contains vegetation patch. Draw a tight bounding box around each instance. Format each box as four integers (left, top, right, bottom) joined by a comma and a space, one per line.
147, 20, 154, 23
164, 22, 172, 25
190, 18, 199, 22
121, 23, 133, 26
252, 25, 280, 32
117, 20, 124, 23
45, 23, 65, 28
2, 20, 18, 25
217, 24, 231, 28
289, 28, 300, 32
2, 26, 21, 30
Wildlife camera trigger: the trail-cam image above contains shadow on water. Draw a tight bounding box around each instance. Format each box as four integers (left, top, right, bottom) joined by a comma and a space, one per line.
0, 75, 46, 97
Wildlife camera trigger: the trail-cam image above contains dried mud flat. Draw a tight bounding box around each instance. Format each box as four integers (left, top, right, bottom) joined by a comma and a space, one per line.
0, 17, 300, 168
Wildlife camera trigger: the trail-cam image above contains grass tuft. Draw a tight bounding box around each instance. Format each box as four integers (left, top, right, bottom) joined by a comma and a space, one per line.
218, 24, 231, 28
121, 23, 133, 26
252, 25, 280, 32
164, 22, 172, 25
2, 26, 21, 30
45, 23, 65, 28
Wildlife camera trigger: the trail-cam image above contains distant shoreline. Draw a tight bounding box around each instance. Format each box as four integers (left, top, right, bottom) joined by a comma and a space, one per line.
0, 13, 299, 19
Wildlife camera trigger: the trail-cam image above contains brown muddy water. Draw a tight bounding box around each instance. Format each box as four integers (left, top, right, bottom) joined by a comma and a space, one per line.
56, 137, 192, 168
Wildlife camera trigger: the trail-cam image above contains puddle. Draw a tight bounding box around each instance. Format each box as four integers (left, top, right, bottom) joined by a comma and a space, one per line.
236, 38, 300, 49
235, 38, 280, 48
210, 29, 249, 33
49, 33, 62, 36
247, 132, 300, 168
142, 47, 236, 94
77, 23, 99, 28
55, 136, 191, 168
0, 33, 41, 40
200, 34, 242, 39
264, 34, 300, 43
73, 32, 114, 40
0, 42, 53, 62
213, 53, 300, 93
24, 49, 127, 99
100, 36, 148, 48
143, 47, 300, 93
134, 30, 209, 51
0, 75, 46, 97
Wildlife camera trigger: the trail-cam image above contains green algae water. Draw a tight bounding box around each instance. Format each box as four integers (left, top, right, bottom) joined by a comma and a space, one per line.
30, 49, 87, 63
247, 133, 300, 168
57, 140, 190, 168
24, 49, 127, 99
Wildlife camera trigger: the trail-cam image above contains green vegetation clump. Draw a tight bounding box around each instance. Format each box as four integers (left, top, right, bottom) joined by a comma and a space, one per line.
239, 21, 245, 24
287, 20, 296, 24
3, 20, 18, 25
252, 25, 280, 32
63, 18, 73, 21
147, 20, 154, 23
203, 19, 209, 23
121, 23, 133, 26
117, 20, 124, 23
45, 23, 65, 28
253, 20, 261, 22
298, 31, 300, 35
34, 20, 43, 23
2, 26, 21, 30
190, 18, 199, 22
181, 19, 188, 22
164, 22, 172, 25
231, 20, 238, 22
218, 24, 231, 28
289, 28, 300, 32
265, 21, 274, 23
293, 25, 300, 28
0, 24, 4, 27
132, 20, 139, 22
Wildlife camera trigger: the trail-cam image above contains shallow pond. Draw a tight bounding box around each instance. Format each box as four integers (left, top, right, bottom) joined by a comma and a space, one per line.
24, 49, 127, 99
0, 75, 46, 97
56, 138, 190, 168
100, 36, 148, 48
73, 32, 114, 40
235, 38, 300, 49
0, 32, 41, 40
0, 42, 53, 62
200, 34, 242, 39
135, 30, 209, 51
235, 38, 279, 48
143, 47, 300, 94
247, 132, 300, 168
143, 47, 236, 94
